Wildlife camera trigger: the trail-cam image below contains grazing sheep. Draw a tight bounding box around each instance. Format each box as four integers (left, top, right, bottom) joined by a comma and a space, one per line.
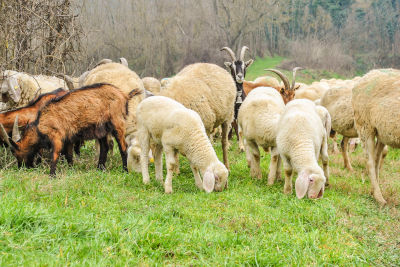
352, 68, 400, 205
0, 84, 135, 176
238, 87, 285, 183
157, 63, 236, 169
137, 96, 228, 193
1, 70, 68, 110
142, 77, 161, 93
320, 85, 358, 170
276, 99, 330, 199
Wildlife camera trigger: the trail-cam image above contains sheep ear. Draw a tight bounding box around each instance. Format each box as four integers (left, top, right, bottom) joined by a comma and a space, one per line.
6, 76, 21, 103
295, 171, 310, 199
245, 59, 254, 68
203, 168, 215, 193
224, 62, 232, 68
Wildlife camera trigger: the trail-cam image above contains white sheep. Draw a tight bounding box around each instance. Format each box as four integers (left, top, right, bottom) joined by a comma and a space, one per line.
352, 68, 400, 205
238, 87, 285, 184
137, 96, 229, 193
276, 99, 331, 199
127, 63, 236, 172
0, 70, 68, 110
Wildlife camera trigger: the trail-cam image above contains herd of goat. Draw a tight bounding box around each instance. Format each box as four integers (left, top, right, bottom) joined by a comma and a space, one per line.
0, 46, 399, 205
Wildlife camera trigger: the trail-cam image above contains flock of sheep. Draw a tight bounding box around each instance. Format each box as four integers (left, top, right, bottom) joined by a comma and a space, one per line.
0, 47, 399, 205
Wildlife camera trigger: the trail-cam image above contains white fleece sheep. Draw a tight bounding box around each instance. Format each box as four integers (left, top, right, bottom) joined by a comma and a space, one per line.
133, 63, 235, 171
137, 96, 228, 193
238, 87, 285, 183
0, 70, 68, 110
352, 68, 400, 205
276, 99, 331, 199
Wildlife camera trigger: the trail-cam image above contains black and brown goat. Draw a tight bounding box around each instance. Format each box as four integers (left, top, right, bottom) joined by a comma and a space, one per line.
0, 83, 136, 176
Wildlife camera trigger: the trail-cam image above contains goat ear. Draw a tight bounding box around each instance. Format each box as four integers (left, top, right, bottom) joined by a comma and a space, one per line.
224, 62, 232, 68
295, 171, 310, 199
245, 59, 254, 68
6, 76, 21, 103
203, 168, 215, 193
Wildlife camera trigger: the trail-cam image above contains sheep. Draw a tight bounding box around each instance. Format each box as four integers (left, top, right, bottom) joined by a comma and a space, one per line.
294, 81, 330, 101
159, 63, 236, 169
142, 77, 161, 93
0, 70, 69, 110
320, 85, 358, 170
0, 83, 136, 176
238, 87, 285, 184
276, 99, 331, 199
221, 46, 253, 147
352, 68, 400, 205
137, 96, 228, 193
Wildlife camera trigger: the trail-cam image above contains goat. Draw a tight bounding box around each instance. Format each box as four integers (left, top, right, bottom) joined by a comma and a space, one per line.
220, 46, 254, 146
0, 83, 136, 176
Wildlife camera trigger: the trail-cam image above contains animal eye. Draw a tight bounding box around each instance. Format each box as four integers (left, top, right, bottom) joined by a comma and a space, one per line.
309, 178, 314, 183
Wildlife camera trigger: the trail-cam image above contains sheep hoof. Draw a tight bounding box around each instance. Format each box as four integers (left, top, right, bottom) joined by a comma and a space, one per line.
143, 178, 150, 184
374, 193, 387, 206
165, 187, 173, 194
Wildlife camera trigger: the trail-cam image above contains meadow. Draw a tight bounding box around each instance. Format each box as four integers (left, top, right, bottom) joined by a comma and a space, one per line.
0, 58, 399, 266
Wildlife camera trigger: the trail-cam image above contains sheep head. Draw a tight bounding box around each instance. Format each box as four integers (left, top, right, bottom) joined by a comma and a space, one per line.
203, 161, 228, 193
295, 169, 326, 199
221, 46, 253, 84
264, 67, 303, 104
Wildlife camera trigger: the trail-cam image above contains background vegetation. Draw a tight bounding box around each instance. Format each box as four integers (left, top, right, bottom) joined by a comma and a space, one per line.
1, 0, 399, 77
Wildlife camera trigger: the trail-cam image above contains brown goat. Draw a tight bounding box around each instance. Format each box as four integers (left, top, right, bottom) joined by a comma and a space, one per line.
243, 67, 303, 104
0, 83, 135, 176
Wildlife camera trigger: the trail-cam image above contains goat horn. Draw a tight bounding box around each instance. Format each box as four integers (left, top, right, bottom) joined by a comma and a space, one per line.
119, 57, 128, 67
0, 123, 12, 147
220, 47, 236, 61
291, 67, 304, 90
264, 69, 291, 91
95, 58, 112, 67
12, 115, 21, 142
59, 74, 75, 90
240, 46, 250, 61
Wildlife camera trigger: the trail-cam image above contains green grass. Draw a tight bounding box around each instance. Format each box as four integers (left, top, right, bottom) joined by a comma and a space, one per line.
0, 138, 399, 266
246, 56, 347, 83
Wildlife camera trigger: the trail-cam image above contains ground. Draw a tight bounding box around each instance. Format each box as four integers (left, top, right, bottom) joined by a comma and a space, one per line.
0, 58, 399, 265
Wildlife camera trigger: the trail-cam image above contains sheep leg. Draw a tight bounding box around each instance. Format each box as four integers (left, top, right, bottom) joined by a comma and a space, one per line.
97, 137, 109, 170
244, 139, 252, 168
112, 128, 128, 172
374, 140, 385, 181
331, 132, 339, 154
50, 139, 63, 177
164, 146, 177, 194
154, 144, 163, 183
190, 164, 203, 190
341, 136, 353, 171
365, 136, 386, 205
380, 146, 388, 171
238, 125, 245, 152
282, 156, 293, 194
268, 147, 279, 185
221, 121, 230, 169
321, 136, 330, 186
247, 140, 262, 179
276, 155, 282, 181
173, 150, 180, 175
139, 129, 151, 184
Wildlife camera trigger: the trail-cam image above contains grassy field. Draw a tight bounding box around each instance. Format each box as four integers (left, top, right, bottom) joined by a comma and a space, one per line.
0, 58, 399, 265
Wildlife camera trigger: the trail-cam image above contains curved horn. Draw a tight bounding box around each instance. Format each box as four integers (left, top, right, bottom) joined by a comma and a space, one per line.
58, 74, 75, 90
291, 67, 304, 90
0, 123, 12, 147
119, 57, 128, 67
220, 47, 236, 61
240, 46, 250, 61
12, 115, 21, 142
264, 69, 291, 91
95, 58, 112, 67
